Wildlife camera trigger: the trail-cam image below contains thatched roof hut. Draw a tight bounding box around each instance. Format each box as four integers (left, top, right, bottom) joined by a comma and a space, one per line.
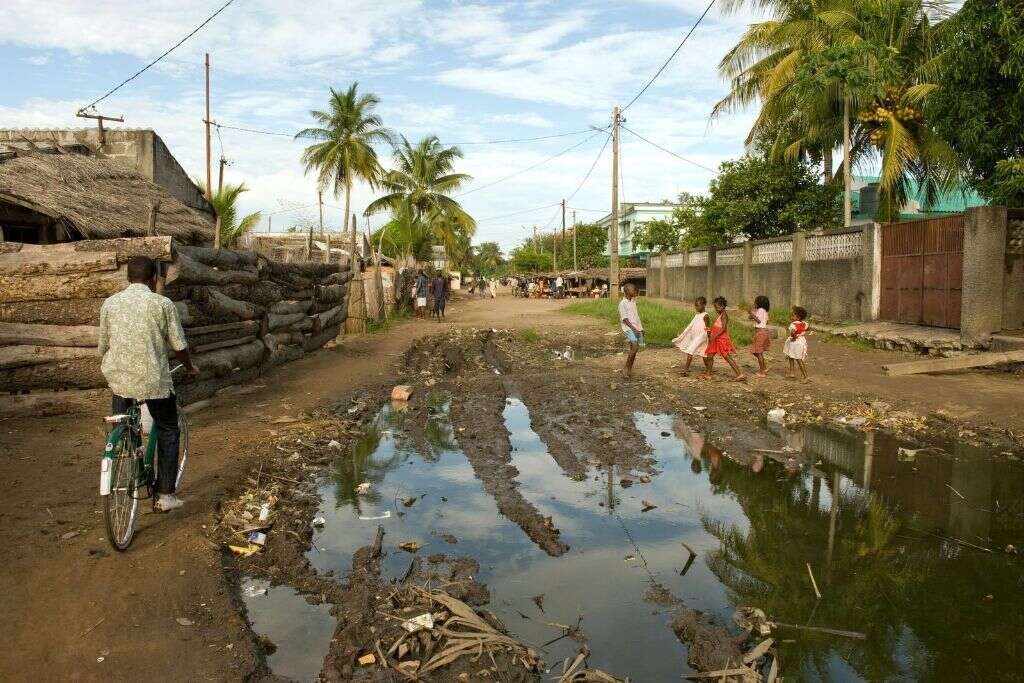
0, 148, 213, 245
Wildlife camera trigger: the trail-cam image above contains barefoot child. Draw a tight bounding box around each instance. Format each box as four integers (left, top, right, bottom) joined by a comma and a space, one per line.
784, 305, 809, 382
748, 295, 771, 378
672, 296, 709, 375
705, 297, 746, 381
619, 283, 644, 379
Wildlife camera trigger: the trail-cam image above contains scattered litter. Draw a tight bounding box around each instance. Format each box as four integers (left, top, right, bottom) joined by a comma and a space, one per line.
175, 617, 194, 627
624, 554, 636, 562
355, 482, 372, 494
401, 613, 435, 633
531, 594, 545, 613
391, 385, 415, 401
619, 478, 633, 489
228, 544, 260, 557
96, 657, 105, 663
834, 415, 868, 427
945, 484, 966, 501
641, 500, 657, 512
60, 531, 80, 541
359, 511, 391, 521
243, 583, 268, 598
639, 475, 652, 484
258, 504, 271, 523
357, 653, 376, 666
312, 515, 326, 527
398, 541, 422, 553
1006, 545, 1017, 555
327, 440, 342, 450
806, 562, 822, 600
767, 408, 786, 424
402, 496, 418, 507
271, 416, 299, 424
247, 531, 267, 546
493, 368, 502, 375
692, 406, 707, 412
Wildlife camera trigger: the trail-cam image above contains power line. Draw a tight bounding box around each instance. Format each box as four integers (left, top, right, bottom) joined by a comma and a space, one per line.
565, 133, 611, 203
445, 129, 595, 145
476, 203, 562, 223
620, 124, 717, 172
77, 0, 239, 113
457, 128, 608, 197
620, 0, 717, 112
215, 122, 295, 137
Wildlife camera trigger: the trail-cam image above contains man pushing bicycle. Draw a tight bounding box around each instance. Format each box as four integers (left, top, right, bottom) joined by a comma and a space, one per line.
98, 256, 199, 512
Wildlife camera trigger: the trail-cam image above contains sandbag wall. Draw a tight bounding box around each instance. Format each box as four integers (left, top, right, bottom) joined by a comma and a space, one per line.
0, 237, 351, 414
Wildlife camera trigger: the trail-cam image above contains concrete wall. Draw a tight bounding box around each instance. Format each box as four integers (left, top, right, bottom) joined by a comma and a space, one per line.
1004, 212, 1024, 331
0, 128, 214, 222
961, 207, 1008, 344
649, 228, 866, 321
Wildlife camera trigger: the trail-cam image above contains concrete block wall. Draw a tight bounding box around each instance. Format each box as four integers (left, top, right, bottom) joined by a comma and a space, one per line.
649, 227, 868, 321
1003, 210, 1024, 331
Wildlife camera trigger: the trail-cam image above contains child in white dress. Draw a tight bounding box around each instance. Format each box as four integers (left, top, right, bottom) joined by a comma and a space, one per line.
672, 296, 710, 376
783, 305, 809, 382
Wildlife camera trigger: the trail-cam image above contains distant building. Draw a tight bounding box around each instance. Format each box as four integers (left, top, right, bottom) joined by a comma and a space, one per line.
596, 201, 679, 260
850, 175, 987, 224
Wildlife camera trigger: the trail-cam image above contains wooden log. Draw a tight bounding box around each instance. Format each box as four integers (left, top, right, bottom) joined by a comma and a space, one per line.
249, 281, 284, 307
66, 236, 172, 262
192, 336, 258, 355
0, 388, 110, 419
262, 331, 304, 351
0, 266, 127, 302
304, 324, 341, 352
0, 298, 105, 326
202, 289, 261, 321
264, 343, 304, 368
0, 250, 118, 276
321, 270, 353, 286
291, 316, 315, 333
165, 253, 258, 287
267, 311, 306, 332
0, 322, 99, 347
280, 288, 313, 301
883, 350, 1024, 376
269, 299, 312, 315
174, 244, 258, 269
0, 355, 103, 391
175, 300, 227, 328
264, 259, 341, 279
0, 345, 97, 370
315, 304, 346, 330
192, 339, 266, 379
272, 274, 315, 291
177, 366, 261, 406
314, 283, 348, 305
185, 321, 260, 347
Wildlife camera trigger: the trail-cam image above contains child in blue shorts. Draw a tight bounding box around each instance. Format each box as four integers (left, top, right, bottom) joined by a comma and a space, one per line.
618, 283, 644, 378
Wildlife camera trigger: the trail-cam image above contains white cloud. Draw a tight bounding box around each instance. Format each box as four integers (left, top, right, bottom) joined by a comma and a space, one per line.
22, 54, 49, 66
485, 113, 553, 128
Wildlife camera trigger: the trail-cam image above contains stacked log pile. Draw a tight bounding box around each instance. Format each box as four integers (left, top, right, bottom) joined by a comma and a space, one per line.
0, 237, 351, 416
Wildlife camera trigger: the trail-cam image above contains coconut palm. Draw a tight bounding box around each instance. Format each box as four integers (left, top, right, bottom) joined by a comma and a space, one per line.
295, 83, 393, 239
373, 198, 433, 262
365, 135, 475, 230
195, 178, 262, 248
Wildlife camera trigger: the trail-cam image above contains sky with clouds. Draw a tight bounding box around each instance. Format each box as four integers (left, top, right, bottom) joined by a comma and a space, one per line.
1, 0, 770, 251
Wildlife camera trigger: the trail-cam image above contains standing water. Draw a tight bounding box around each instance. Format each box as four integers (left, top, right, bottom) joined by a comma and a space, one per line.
254, 393, 1022, 681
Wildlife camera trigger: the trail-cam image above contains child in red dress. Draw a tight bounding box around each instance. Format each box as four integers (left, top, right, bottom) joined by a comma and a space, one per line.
703, 296, 746, 381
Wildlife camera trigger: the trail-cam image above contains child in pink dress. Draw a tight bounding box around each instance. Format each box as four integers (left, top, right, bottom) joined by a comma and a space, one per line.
704, 296, 745, 381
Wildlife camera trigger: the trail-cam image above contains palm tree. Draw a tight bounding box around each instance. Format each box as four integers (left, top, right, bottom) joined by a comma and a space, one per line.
295, 83, 393, 244
195, 178, 262, 248
373, 198, 433, 262
365, 135, 475, 229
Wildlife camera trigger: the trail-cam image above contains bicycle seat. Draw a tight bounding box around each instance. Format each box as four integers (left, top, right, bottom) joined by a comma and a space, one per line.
104, 414, 130, 423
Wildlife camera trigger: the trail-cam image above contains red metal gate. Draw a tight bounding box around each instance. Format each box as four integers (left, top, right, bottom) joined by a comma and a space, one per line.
880, 215, 963, 328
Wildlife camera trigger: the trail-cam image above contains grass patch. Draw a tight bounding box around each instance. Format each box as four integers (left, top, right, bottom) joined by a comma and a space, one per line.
821, 333, 877, 352
516, 328, 541, 343
367, 309, 411, 334
562, 298, 753, 347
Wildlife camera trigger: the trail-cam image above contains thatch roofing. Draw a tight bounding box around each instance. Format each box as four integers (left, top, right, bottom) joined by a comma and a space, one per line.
0, 149, 213, 245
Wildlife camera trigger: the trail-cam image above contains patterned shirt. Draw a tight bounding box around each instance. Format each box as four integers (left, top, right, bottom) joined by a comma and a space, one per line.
98, 283, 188, 400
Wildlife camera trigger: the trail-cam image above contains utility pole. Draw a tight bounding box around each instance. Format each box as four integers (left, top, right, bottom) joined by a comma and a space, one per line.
75, 110, 124, 148
558, 199, 566, 272
217, 156, 226, 193
268, 216, 272, 233
204, 53, 212, 201
572, 210, 577, 271
843, 96, 852, 227
318, 190, 324, 238
610, 106, 621, 300
532, 224, 538, 251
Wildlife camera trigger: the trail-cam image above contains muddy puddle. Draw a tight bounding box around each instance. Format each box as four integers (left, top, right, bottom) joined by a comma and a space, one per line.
257, 393, 1023, 681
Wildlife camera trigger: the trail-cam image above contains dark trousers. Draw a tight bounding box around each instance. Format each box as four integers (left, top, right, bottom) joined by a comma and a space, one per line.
113, 394, 180, 494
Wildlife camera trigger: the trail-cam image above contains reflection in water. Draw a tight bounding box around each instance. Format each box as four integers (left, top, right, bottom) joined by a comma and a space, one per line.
301, 396, 1023, 682
241, 578, 336, 682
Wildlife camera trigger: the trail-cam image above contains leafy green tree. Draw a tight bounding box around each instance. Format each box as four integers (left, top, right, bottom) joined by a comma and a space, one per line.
571, 222, 612, 269
194, 178, 262, 248
691, 154, 840, 245
631, 218, 681, 253
296, 82, 393, 238
373, 198, 432, 262
509, 247, 553, 273
930, 0, 1024, 206
473, 242, 503, 275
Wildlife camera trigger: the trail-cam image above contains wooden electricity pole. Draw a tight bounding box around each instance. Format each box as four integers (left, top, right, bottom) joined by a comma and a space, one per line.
610, 106, 621, 300
572, 209, 577, 271
204, 53, 212, 201
217, 156, 226, 193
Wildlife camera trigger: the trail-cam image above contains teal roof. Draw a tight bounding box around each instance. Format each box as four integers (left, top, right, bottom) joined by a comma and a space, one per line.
852, 175, 987, 217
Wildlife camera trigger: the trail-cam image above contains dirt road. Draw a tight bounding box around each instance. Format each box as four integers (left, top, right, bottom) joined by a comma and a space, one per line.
1, 294, 1020, 682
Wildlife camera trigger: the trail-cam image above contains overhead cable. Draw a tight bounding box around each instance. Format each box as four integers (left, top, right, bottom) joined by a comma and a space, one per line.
620, 0, 717, 112
621, 125, 717, 172
77, 0, 239, 113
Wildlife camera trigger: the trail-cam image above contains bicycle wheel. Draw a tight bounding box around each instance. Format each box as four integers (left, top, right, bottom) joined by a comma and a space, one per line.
104, 434, 141, 552
175, 407, 189, 490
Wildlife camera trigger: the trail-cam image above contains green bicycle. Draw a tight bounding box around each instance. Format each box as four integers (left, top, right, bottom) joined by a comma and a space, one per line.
100, 366, 190, 551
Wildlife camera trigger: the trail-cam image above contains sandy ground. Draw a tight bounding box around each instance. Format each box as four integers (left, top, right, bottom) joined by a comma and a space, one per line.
1, 294, 1021, 682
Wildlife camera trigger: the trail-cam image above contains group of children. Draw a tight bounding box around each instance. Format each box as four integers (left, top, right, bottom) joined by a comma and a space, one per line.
618, 284, 810, 381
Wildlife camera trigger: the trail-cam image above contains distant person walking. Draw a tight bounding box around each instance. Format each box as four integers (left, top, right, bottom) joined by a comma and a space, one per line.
415, 269, 428, 319
431, 271, 448, 322
488, 278, 497, 299
619, 283, 644, 379
784, 306, 810, 382
748, 295, 771, 378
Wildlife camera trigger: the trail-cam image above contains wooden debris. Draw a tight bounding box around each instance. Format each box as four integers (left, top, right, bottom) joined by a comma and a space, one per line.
806, 562, 822, 600
883, 349, 1024, 376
